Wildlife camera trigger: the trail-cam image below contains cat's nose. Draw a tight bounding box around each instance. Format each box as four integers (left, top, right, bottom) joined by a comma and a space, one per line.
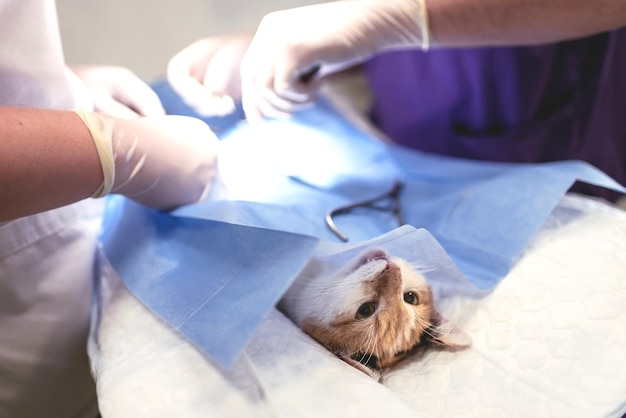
376, 266, 402, 295
385, 261, 400, 272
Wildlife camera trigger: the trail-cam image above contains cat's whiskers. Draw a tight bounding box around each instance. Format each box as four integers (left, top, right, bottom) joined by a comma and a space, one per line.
281, 278, 363, 300
405, 260, 434, 274
412, 310, 435, 337
308, 279, 361, 293
347, 327, 379, 369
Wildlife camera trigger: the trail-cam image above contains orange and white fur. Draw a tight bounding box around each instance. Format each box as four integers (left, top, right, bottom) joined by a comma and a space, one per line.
279, 248, 470, 380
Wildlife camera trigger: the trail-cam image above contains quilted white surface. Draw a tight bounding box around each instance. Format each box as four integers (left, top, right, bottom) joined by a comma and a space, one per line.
92, 260, 417, 418
384, 195, 626, 417
90, 194, 626, 417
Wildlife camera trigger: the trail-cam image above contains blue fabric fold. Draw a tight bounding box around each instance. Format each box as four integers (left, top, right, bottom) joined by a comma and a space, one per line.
99, 86, 625, 368
101, 197, 319, 367
390, 151, 625, 288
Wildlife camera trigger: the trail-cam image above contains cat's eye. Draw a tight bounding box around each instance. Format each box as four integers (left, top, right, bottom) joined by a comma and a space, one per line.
356, 302, 376, 319
403, 291, 419, 305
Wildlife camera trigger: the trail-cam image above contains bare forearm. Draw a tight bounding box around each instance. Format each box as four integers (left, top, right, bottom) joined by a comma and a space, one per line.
0, 107, 102, 221
427, 0, 626, 47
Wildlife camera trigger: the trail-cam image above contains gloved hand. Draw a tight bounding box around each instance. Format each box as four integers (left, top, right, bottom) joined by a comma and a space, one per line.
167, 34, 252, 117
73, 110, 218, 210
70, 65, 166, 118
240, 0, 430, 122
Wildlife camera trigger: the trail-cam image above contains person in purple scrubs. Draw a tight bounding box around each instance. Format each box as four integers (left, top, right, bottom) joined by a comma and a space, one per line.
364, 36, 626, 201
168, 0, 626, 200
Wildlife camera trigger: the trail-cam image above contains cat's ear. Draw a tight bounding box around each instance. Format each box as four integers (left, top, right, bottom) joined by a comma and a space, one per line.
427, 310, 471, 351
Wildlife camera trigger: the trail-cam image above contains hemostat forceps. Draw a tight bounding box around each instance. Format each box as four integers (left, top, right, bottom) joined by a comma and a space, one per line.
325, 181, 405, 242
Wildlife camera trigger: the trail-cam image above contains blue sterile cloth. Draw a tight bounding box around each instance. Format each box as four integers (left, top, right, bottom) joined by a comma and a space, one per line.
99, 82, 625, 368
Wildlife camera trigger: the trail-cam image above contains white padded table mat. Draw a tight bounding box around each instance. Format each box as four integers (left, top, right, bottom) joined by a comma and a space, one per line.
90, 194, 626, 417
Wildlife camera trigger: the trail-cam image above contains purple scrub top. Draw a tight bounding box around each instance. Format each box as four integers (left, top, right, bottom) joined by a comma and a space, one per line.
365, 29, 626, 201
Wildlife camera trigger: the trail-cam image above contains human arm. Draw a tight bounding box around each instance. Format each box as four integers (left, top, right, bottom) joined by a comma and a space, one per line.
0, 107, 103, 219
239, 0, 626, 120
429, 0, 626, 47
0, 106, 218, 221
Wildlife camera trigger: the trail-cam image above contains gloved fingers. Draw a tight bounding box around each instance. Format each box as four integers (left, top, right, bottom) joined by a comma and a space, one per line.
194, 95, 237, 118
201, 34, 251, 100
256, 89, 300, 119
241, 89, 289, 124
168, 36, 250, 117
239, 3, 367, 122
167, 38, 220, 112
89, 88, 143, 119
240, 39, 313, 122
71, 65, 165, 118
241, 72, 299, 123
169, 78, 236, 118
241, 86, 317, 125
99, 113, 219, 209
169, 69, 236, 117
273, 51, 323, 104
193, 43, 246, 116
241, 65, 320, 123
237, 0, 432, 122
105, 73, 165, 117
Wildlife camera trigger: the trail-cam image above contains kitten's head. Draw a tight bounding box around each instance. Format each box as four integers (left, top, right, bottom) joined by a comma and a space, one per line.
295, 248, 469, 378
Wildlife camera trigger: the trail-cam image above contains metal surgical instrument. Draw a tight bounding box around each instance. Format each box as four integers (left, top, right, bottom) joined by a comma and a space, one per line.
325, 181, 404, 242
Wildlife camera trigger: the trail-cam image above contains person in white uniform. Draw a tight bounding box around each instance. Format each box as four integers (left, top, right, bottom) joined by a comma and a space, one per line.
0, 1, 218, 417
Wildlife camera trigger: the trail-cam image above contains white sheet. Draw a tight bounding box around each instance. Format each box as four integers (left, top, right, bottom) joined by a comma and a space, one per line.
90, 194, 626, 418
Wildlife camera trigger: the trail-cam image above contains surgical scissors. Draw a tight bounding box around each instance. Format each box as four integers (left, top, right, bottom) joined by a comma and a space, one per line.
325, 181, 405, 242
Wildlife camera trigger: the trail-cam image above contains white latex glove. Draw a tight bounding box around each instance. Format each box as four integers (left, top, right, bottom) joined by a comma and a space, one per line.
167, 34, 252, 117
74, 110, 218, 210
240, 0, 430, 122
71, 65, 166, 118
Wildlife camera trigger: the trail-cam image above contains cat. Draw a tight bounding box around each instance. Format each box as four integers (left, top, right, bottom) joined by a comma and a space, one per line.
278, 247, 470, 380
